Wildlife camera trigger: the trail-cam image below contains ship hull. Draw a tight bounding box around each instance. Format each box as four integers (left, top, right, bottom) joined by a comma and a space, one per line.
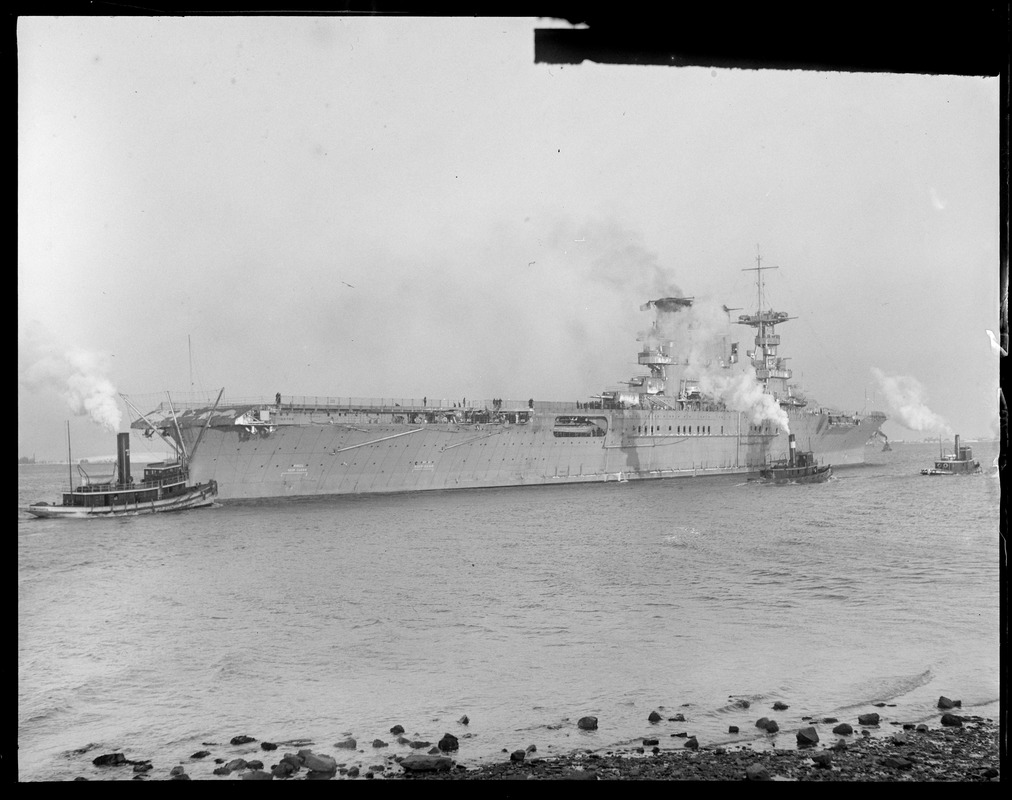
166, 403, 884, 501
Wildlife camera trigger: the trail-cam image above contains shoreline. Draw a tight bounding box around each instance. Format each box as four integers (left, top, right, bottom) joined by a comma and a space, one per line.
44, 712, 1001, 782
395, 716, 1002, 781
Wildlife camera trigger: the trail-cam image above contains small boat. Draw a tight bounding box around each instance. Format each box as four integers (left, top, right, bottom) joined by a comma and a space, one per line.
920, 434, 981, 476
25, 432, 217, 518
757, 433, 832, 484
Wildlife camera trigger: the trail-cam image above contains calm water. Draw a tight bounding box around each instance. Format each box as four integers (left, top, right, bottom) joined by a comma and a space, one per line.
18, 442, 1002, 781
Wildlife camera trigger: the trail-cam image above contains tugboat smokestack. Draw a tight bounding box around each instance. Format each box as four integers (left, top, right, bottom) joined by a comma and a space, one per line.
788, 433, 797, 467
954, 434, 960, 457
117, 432, 131, 487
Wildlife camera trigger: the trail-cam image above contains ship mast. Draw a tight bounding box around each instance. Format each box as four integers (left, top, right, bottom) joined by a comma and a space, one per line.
66, 420, 73, 491
737, 248, 793, 401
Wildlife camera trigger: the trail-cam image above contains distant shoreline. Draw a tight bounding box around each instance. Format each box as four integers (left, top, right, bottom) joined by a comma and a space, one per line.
18, 455, 174, 466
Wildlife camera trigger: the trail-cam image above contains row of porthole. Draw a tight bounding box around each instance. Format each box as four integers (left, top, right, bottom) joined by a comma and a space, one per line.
635, 425, 722, 435
238, 422, 778, 452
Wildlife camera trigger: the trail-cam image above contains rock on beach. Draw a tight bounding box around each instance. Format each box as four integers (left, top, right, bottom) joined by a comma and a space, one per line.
388, 716, 999, 782
796, 726, 819, 747
399, 754, 454, 773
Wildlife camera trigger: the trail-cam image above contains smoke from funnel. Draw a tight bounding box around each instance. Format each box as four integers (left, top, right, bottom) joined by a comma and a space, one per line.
19, 327, 123, 432
697, 366, 791, 433
646, 296, 791, 433
64, 349, 123, 431
871, 367, 950, 434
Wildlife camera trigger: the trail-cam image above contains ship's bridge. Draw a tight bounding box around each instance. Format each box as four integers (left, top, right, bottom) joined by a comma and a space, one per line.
756, 367, 793, 380
638, 348, 672, 366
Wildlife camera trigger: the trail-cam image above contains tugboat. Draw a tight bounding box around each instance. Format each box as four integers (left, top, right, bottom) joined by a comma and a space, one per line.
758, 433, 832, 484
25, 431, 217, 518
920, 434, 982, 476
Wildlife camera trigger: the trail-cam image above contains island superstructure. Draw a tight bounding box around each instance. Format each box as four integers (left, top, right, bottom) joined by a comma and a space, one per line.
131, 258, 885, 500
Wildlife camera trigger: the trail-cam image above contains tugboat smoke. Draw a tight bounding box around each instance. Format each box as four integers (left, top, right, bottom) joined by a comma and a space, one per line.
19, 335, 123, 432
64, 349, 123, 431
870, 367, 950, 434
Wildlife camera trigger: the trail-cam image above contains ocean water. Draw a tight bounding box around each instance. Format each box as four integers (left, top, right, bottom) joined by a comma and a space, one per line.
18, 442, 1002, 781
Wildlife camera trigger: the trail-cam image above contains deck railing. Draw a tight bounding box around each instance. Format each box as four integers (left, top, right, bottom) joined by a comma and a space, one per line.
148, 396, 883, 418
152, 397, 589, 414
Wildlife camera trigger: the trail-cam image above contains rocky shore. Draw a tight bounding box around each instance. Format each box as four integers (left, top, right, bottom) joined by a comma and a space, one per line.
66, 704, 1000, 782
393, 717, 1001, 782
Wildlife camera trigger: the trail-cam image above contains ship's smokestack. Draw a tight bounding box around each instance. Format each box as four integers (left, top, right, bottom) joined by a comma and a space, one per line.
788, 433, 797, 467
954, 434, 960, 457
117, 432, 131, 486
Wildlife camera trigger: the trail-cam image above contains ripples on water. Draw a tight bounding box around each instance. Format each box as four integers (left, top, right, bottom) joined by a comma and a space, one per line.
18, 443, 1001, 780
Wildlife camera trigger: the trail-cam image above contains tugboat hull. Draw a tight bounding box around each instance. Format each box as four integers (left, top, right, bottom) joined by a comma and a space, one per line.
757, 432, 832, 484
758, 464, 832, 484
26, 481, 217, 518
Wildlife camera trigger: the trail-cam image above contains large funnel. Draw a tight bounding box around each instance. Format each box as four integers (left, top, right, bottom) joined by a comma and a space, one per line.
788, 433, 797, 466
116, 432, 131, 486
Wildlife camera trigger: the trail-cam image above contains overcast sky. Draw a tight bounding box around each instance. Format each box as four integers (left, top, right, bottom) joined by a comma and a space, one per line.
18, 16, 1001, 460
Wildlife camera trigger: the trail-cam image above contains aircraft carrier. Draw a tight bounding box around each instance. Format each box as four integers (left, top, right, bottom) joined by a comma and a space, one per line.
131, 259, 886, 500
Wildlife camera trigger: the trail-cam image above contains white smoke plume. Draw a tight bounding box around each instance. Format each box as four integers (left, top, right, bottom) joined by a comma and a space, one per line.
19, 327, 123, 432
574, 227, 791, 434
646, 297, 791, 433
697, 365, 791, 433
870, 367, 950, 434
